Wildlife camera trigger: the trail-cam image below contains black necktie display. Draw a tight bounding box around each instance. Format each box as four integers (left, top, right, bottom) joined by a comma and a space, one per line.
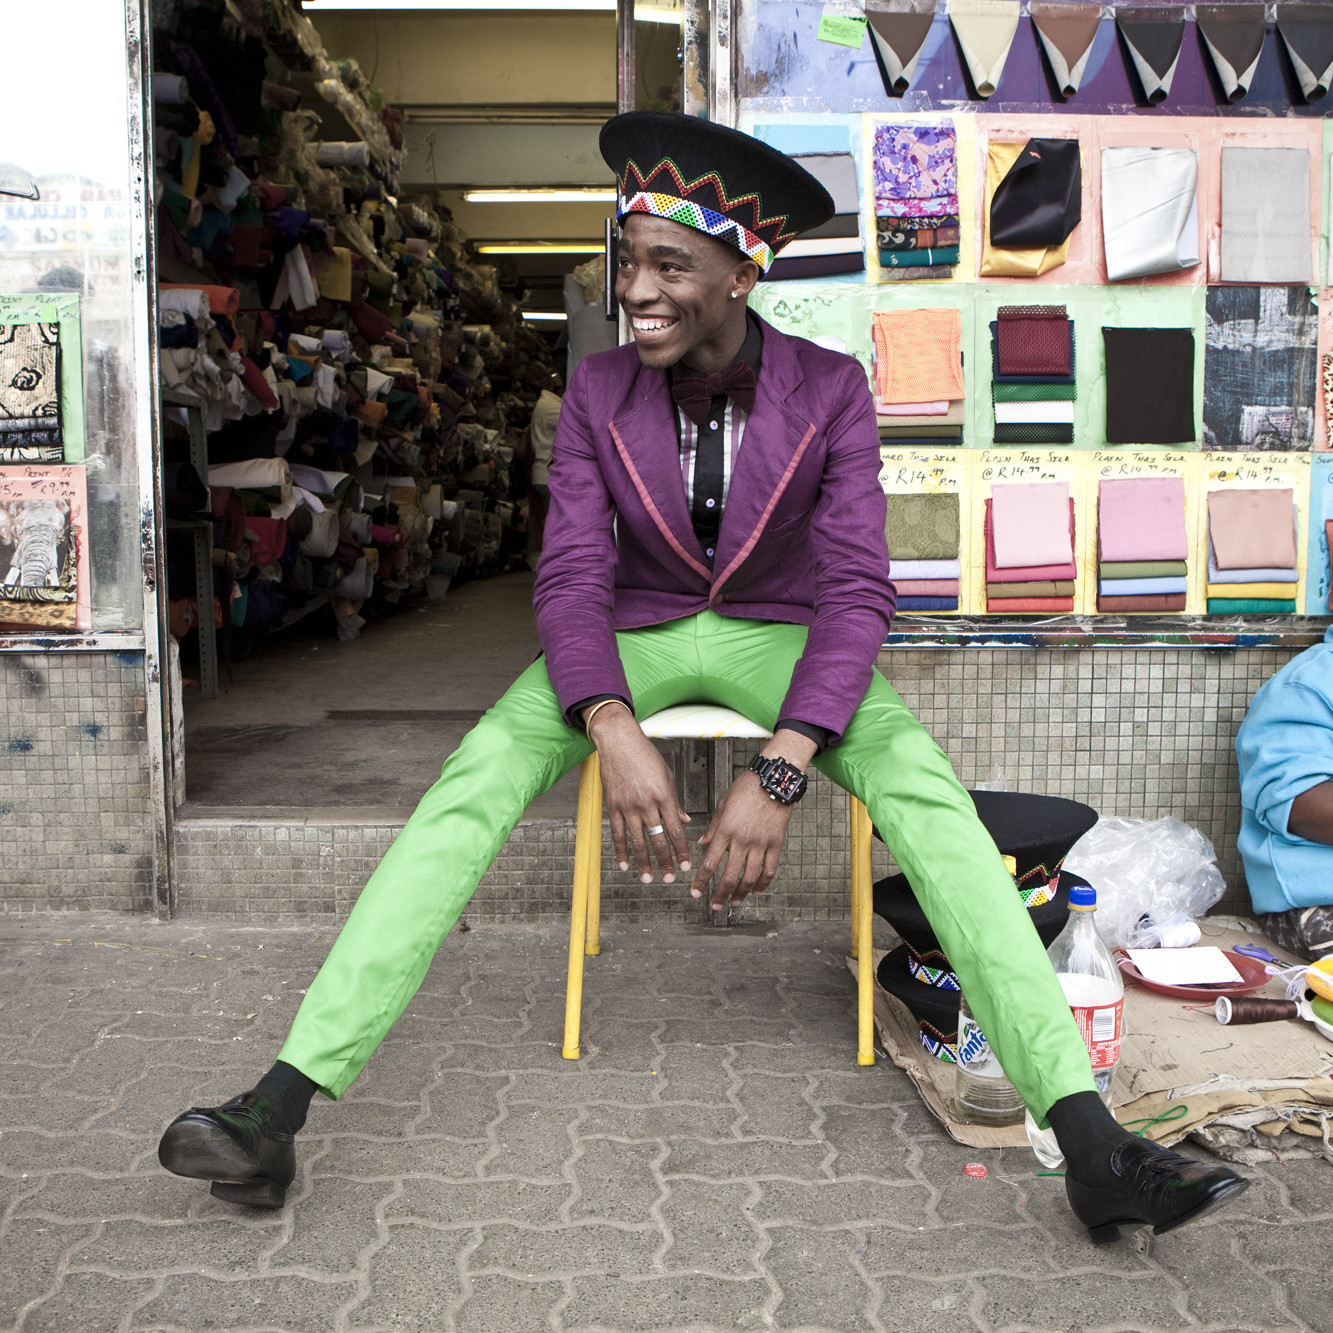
988, 138, 1082, 250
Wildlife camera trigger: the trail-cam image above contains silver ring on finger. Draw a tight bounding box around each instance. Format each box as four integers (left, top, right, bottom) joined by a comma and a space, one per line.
645, 823, 665, 838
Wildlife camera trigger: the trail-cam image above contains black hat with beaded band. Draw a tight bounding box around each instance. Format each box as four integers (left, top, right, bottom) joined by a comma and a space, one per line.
875, 945, 964, 1063
599, 111, 836, 273
872, 789, 1098, 952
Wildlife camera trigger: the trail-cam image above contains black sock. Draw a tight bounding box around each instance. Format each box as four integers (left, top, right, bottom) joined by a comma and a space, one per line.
252, 1060, 318, 1136
1046, 1091, 1150, 1186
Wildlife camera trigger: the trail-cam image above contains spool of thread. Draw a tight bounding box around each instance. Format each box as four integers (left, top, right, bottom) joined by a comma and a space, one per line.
1215, 996, 1300, 1025
153, 73, 190, 104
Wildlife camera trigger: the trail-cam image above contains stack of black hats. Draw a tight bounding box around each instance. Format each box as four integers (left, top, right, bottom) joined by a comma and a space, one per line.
874, 790, 1098, 1062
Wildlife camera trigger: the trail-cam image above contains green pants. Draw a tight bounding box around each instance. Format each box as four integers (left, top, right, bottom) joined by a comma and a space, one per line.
280, 612, 1095, 1121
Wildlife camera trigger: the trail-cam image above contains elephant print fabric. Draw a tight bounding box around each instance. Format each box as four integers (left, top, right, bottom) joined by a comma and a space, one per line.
0, 467, 87, 631
0, 322, 63, 463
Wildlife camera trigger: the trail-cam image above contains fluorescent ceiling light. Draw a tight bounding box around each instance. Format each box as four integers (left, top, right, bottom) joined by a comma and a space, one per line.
302, 1, 680, 14
522, 310, 569, 321
476, 243, 605, 254
463, 188, 616, 204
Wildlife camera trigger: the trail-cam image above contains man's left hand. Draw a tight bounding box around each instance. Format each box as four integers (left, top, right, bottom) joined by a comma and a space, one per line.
690, 729, 817, 912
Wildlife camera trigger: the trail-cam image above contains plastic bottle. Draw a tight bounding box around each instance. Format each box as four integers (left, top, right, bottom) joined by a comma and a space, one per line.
1025, 883, 1126, 1168
954, 992, 1026, 1126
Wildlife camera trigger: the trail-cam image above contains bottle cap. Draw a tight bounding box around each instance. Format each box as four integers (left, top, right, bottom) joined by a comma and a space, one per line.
1068, 885, 1097, 908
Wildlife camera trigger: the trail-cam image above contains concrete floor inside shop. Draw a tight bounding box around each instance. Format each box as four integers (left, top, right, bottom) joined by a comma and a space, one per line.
180, 571, 581, 819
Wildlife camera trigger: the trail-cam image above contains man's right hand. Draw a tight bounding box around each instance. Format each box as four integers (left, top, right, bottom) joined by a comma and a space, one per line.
585, 702, 692, 884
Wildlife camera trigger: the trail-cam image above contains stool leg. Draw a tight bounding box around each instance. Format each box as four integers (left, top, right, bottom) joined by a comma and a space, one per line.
850, 796, 875, 1066
564, 752, 602, 1059
586, 778, 602, 957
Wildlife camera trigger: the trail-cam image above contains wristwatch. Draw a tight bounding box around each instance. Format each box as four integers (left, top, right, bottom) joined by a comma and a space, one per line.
747, 754, 808, 805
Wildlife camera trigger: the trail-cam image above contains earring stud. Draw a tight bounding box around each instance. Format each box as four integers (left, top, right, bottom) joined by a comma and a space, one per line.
730, 291, 739, 300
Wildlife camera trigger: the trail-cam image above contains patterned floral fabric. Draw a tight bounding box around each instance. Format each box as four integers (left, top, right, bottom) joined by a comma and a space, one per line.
873, 125, 959, 218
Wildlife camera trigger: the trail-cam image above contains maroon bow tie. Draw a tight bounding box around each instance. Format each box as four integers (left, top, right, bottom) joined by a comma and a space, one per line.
670, 360, 757, 427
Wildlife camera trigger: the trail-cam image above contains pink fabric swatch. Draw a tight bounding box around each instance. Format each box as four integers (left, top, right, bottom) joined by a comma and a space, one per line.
877, 400, 950, 416
990, 481, 1074, 568
985, 499, 1077, 581
894, 579, 961, 596
1097, 476, 1187, 561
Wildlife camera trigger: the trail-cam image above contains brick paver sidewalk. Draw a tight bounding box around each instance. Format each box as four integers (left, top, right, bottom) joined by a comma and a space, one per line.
1, 914, 1327, 1332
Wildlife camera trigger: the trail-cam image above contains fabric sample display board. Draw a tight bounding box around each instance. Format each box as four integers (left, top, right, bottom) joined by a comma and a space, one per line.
1204, 287, 1317, 451
1220, 148, 1313, 284
1276, 4, 1333, 101
1100, 147, 1201, 282
0, 323, 62, 463
1196, 4, 1267, 102
1116, 7, 1187, 103
949, 0, 1022, 97
872, 308, 965, 403
1030, 1, 1103, 97
884, 491, 961, 560
1103, 328, 1196, 444
866, 3, 936, 96
981, 142, 1072, 277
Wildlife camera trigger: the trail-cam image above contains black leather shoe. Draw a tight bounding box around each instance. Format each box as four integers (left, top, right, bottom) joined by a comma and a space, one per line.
158, 1093, 296, 1208
1066, 1138, 1249, 1243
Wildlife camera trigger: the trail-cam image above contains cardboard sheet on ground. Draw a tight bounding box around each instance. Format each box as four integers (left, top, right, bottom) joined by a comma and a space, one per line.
852, 915, 1333, 1151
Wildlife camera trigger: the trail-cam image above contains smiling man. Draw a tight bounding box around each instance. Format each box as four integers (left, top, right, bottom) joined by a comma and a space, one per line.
158, 112, 1247, 1242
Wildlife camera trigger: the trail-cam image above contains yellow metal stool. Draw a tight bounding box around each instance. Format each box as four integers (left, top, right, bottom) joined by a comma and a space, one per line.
562, 703, 876, 1065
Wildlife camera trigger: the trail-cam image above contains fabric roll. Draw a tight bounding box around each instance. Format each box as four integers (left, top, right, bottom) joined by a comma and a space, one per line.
1103, 328, 1195, 444
993, 381, 1077, 403
892, 558, 963, 580
872, 308, 964, 403
991, 481, 1074, 568
985, 499, 1077, 581
161, 283, 238, 317
884, 491, 961, 560
313, 247, 353, 303
1100, 146, 1201, 282
1100, 560, 1188, 579
1207, 598, 1297, 614
988, 138, 1082, 249
1277, 4, 1333, 101
866, 4, 936, 95
153, 73, 190, 103
1097, 475, 1187, 561
1208, 490, 1298, 570
986, 597, 1075, 612
980, 142, 1072, 277
896, 579, 962, 596
879, 246, 961, 268
949, 0, 1022, 97
1197, 4, 1267, 102
985, 581, 1075, 598
1220, 148, 1313, 284
992, 423, 1074, 444
1099, 576, 1188, 596
995, 306, 1070, 375
1098, 594, 1187, 612
1206, 582, 1301, 599
316, 141, 370, 169
208, 458, 293, 501
1116, 7, 1187, 104
994, 401, 1075, 425
159, 287, 208, 320
1030, 1, 1103, 96
897, 596, 960, 611
300, 508, 340, 559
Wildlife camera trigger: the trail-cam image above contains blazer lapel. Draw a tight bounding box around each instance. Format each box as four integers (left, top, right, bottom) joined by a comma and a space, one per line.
710, 322, 817, 602
608, 367, 712, 582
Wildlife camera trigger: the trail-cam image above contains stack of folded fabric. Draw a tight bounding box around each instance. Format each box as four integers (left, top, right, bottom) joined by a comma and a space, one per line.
885, 492, 961, 612
870, 307, 965, 445
766, 152, 864, 281
1207, 488, 1299, 613
986, 481, 1076, 613
990, 306, 1075, 444
873, 123, 960, 282
873, 791, 1094, 1065
1097, 476, 1188, 613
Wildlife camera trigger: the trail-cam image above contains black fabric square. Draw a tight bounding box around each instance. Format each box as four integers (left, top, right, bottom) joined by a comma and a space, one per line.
1103, 327, 1196, 444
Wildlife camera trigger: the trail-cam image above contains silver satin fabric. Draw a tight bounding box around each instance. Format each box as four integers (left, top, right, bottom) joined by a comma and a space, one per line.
1100, 146, 1201, 281
1220, 146, 1313, 283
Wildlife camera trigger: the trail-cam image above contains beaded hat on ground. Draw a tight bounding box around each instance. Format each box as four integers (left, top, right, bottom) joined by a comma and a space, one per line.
599, 111, 836, 273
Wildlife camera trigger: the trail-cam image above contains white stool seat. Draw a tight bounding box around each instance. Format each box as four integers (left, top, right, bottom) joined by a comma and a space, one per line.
639, 704, 772, 740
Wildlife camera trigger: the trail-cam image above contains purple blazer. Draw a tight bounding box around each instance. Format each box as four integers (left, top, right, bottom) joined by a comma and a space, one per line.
532, 315, 897, 744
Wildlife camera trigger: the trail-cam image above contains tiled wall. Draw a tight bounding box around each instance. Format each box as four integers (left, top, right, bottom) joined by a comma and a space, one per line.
167, 645, 1300, 921
0, 652, 156, 913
